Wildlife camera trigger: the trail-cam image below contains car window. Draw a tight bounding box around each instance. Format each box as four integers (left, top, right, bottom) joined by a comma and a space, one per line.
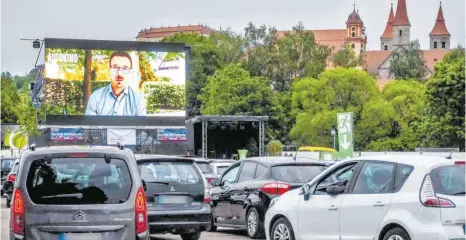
352, 162, 395, 194
221, 164, 240, 185
138, 161, 200, 184
196, 162, 213, 174
1, 159, 14, 171
255, 163, 267, 178
272, 165, 327, 183
238, 162, 257, 182
314, 162, 357, 195
430, 164, 465, 196
217, 166, 229, 176
394, 163, 414, 192
26, 158, 132, 205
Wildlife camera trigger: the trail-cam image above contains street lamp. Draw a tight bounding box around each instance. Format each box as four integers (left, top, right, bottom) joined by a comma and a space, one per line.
330, 127, 337, 150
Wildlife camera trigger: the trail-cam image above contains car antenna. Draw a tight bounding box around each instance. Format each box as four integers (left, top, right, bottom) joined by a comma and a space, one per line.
445, 152, 453, 160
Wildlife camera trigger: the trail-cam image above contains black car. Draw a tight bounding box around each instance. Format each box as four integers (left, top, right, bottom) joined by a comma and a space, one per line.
1, 157, 17, 194
208, 157, 333, 239
136, 156, 211, 240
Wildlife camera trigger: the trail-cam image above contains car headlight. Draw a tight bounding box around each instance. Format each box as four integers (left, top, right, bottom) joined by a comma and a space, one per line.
269, 197, 279, 208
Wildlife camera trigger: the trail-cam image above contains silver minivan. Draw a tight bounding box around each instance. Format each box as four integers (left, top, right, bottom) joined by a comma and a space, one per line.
10, 146, 149, 240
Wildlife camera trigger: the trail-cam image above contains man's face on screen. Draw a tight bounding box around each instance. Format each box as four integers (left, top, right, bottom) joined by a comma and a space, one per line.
110, 56, 131, 91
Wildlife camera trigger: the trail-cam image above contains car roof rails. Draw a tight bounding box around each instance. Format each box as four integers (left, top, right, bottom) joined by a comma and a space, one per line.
29, 143, 36, 151
116, 143, 125, 150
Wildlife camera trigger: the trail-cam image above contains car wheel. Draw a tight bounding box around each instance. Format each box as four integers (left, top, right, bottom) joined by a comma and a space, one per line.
246, 207, 265, 239
207, 214, 217, 232
271, 217, 295, 240
6, 197, 10, 208
383, 227, 411, 240
180, 231, 201, 240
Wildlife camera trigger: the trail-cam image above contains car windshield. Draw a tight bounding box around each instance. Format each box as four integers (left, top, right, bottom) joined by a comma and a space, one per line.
196, 162, 213, 174
139, 161, 201, 185
1, 159, 14, 172
26, 158, 132, 205
217, 166, 229, 175
431, 164, 465, 196
271, 165, 327, 183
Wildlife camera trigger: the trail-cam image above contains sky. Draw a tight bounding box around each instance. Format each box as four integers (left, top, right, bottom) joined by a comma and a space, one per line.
1, 0, 464, 75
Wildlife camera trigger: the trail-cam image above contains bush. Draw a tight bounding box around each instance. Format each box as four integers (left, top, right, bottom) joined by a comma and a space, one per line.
143, 82, 186, 114
267, 140, 284, 156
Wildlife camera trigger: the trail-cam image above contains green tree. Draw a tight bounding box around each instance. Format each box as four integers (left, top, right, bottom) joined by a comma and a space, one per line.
209, 29, 245, 65
162, 33, 223, 116
332, 45, 362, 68
290, 68, 379, 148
420, 46, 465, 150
1, 74, 20, 123
267, 140, 284, 156
389, 40, 429, 80
199, 63, 274, 116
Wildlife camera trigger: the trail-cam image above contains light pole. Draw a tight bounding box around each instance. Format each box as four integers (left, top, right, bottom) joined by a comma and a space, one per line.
330, 127, 337, 150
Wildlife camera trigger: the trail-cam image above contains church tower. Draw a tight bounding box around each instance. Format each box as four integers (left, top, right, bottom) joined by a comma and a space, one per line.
380, 4, 395, 50
430, 2, 451, 49
346, 5, 367, 56
392, 0, 411, 50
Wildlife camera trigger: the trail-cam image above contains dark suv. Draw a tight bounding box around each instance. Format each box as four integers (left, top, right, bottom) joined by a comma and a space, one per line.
209, 157, 333, 239
10, 146, 149, 240
136, 155, 211, 240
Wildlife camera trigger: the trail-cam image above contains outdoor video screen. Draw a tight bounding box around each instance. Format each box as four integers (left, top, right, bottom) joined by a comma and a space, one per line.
44, 46, 186, 117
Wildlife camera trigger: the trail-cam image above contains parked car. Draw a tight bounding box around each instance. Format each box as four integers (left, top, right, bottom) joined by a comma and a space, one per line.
136, 155, 211, 240
208, 159, 236, 177
265, 155, 465, 240
2, 158, 19, 207
9, 145, 149, 240
209, 156, 332, 238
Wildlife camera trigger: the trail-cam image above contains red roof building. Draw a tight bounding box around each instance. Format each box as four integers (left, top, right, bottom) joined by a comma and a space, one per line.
136, 25, 214, 42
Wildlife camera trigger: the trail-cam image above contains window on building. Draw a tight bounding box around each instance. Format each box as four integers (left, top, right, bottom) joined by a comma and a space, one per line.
434, 41, 438, 49
351, 44, 355, 49
351, 27, 356, 37
441, 42, 446, 48
384, 45, 388, 50
352, 32, 356, 37
399, 30, 402, 37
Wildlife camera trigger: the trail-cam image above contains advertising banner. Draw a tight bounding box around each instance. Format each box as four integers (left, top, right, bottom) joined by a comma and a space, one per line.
107, 128, 137, 145
44, 47, 186, 117
157, 128, 187, 141
51, 128, 84, 142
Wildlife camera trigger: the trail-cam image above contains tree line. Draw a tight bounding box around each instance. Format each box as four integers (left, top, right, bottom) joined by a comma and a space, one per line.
2, 22, 464, 151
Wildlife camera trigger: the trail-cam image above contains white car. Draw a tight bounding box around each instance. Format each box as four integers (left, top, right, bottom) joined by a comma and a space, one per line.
265, 155, 465, 240
208, 159, 235, 177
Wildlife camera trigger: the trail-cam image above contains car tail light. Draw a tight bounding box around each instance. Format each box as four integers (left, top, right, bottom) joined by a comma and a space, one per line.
260, 182, 292, 195
206, 178, 214, 184
135, 186, 148, 234
420, 175, 455, 208
455, 161, 465, 165
68, 153, 89, 158
7, 174, 17, 182
204, 196, 211, 203
11, 188, 24, 235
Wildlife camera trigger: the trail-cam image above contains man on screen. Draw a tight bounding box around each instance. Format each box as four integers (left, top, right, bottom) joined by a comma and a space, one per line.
85, 51, 146, 116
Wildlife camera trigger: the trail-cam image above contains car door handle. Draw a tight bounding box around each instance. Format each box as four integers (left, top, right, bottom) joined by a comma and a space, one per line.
373, 201, 386, 207
328, 205, 338, 211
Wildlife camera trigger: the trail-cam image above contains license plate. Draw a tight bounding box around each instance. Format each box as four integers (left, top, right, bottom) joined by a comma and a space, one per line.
59, 233, 102, 240
157, 195, 190, 204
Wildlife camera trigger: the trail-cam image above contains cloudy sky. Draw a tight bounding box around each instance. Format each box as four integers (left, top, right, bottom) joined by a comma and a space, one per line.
1, 0, 464, 75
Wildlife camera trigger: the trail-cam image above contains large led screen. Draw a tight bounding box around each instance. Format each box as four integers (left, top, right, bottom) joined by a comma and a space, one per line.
44, 47, 186, 117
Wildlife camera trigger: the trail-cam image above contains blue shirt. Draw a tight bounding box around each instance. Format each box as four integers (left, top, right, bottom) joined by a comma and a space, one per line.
85, 85, 146, 116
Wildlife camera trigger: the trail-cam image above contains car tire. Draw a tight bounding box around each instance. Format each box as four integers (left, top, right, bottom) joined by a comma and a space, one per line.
207, 215, 217, 232
383, 227, 411, 240
246, 207, 265, 239
180, 231, 201, 240
6, 197, 10, 208
271, 217, 295, 240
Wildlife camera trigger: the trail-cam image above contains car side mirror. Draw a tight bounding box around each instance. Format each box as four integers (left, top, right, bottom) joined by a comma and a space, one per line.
141, 180, 147, 192
326, 185, 345, 196
211, 179, 220, 187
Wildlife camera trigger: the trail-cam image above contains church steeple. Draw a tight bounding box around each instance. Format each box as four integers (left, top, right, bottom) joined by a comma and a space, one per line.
380, 3, 395, 50
430, 2, 451, 49
392, 0, 411, 49
346, 4, 366, 56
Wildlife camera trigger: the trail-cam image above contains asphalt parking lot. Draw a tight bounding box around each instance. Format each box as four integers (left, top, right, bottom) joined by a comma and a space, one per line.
0, 198, 259, 240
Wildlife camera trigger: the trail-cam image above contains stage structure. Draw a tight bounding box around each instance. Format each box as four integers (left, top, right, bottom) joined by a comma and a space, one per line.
185, 115, 269, 159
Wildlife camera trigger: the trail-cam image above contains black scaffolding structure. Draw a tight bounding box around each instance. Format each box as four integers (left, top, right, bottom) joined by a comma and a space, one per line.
185, 115, 269, 159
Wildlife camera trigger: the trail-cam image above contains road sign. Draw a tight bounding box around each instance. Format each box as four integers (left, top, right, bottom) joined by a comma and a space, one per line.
337, 112, 354, 158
